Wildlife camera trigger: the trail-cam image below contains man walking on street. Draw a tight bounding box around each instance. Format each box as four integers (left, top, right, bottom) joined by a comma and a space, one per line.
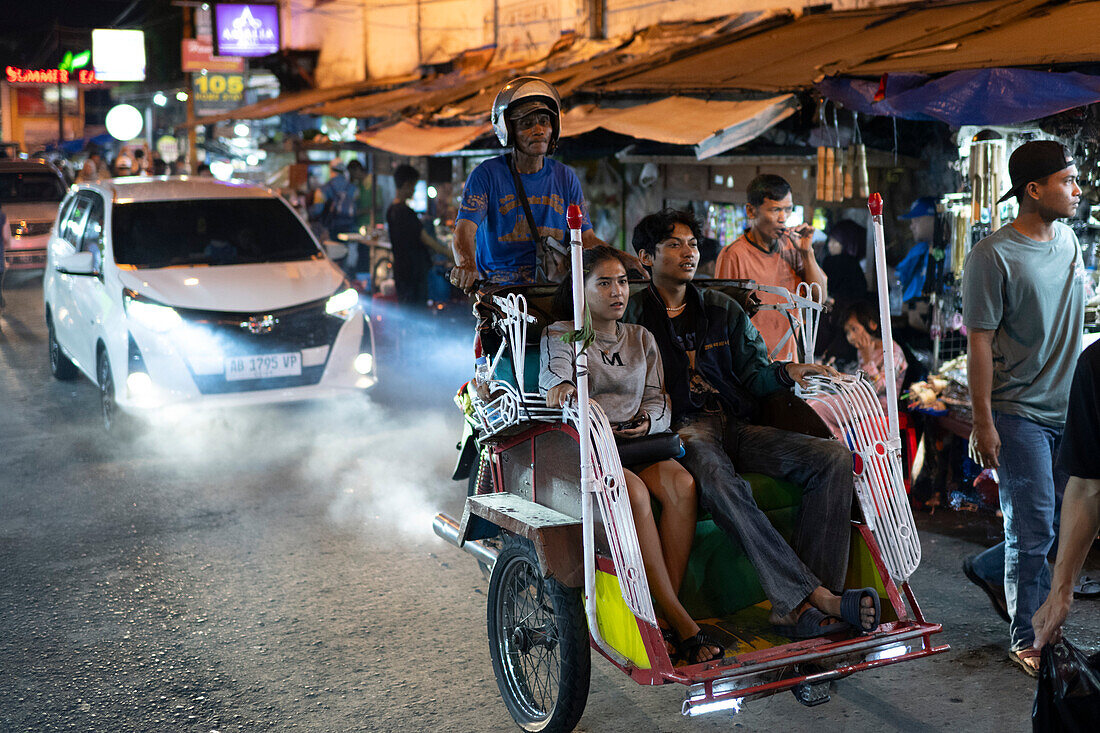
962, 140, 1087, 676
714, 175, 828, 361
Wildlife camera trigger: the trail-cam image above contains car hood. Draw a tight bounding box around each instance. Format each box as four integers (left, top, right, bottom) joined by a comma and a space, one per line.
6, 202, 62, 222
116, 258, 347, 312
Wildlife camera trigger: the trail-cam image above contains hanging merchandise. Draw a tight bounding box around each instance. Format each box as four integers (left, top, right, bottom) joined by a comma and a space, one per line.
967, 132, 1007, 228
832, 106, 845, 203
824, 146, 836, 202
817, 145, 828, 201
853, 113, 869, 199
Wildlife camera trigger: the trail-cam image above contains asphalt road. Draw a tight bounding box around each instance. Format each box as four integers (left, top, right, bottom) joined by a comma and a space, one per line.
2, 269, 1097, 732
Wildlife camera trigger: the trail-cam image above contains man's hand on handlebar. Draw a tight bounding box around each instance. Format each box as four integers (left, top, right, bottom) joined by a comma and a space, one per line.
449, 264, 481, 293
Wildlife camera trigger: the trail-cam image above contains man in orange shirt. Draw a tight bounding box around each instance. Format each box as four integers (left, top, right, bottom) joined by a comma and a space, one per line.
714, 174, 828, 361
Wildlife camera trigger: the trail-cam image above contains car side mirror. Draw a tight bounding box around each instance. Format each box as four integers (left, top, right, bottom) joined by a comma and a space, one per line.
55, 250, 99, 276
323, 241, 348, 261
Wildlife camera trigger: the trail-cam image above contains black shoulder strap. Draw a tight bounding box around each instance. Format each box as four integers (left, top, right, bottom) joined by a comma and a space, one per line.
507, 154, 542, 246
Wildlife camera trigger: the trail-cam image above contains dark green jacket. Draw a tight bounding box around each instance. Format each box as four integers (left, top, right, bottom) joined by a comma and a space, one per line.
624, 283, 792, 422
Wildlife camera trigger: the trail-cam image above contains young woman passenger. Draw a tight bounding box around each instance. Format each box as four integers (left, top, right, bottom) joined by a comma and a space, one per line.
538, 245, 723, 664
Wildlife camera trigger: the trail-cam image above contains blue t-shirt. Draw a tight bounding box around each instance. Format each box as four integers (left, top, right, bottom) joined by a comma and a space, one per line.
456, 155, 592, 284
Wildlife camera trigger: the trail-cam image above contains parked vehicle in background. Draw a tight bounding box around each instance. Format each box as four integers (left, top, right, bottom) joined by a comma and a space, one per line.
0, 158, 67, 270
43, 177, 378, 432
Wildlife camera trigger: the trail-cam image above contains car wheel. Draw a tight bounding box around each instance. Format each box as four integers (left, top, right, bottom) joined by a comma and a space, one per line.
47, 315, 79, 380
97, 349, 128, 434
487, 536, 590, 733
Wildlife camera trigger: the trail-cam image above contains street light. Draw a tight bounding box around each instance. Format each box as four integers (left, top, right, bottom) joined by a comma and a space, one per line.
176, 91, 188, 102
153, 92, 167, 107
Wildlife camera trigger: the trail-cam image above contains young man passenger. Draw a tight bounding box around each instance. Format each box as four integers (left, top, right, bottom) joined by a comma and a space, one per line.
624, 208, 879, 638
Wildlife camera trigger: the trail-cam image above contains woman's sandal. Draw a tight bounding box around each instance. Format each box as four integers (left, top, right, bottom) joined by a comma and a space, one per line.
660, 626, 678, 657
677, 630, 725, 665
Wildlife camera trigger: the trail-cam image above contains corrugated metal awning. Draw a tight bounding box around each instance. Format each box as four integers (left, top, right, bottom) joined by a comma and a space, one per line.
584, 0, 1082, 94
561, 95, 799, 159
355, 121, 493, 156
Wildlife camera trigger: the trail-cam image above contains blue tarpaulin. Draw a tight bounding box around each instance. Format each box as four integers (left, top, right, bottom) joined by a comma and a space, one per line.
816, 68, 1100, 126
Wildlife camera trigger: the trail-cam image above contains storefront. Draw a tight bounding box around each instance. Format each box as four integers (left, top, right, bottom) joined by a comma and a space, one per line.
1, 65, 104, 153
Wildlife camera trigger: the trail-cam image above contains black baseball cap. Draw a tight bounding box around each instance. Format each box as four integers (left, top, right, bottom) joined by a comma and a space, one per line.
998, 140, 1074, 203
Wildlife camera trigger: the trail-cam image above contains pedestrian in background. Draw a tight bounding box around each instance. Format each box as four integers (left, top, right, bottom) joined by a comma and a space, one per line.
387, 164, 449, 307
0, 203, 10, 324
76, 144, 105, 183
713, 174, 828, 361
962, 140, 1087, 676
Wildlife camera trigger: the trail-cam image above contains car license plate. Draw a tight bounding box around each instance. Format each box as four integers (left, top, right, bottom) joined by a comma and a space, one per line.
224, 352, 302, 381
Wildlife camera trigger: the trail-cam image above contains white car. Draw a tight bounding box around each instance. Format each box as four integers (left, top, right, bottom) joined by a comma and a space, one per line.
1, 158, 68, 270
43, 177, 377, 431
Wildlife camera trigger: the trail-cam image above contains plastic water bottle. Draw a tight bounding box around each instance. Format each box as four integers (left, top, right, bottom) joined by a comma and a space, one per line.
474, 355, 492, 401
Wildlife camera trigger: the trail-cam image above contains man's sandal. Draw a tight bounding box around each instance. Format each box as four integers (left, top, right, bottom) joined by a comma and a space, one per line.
840, 587, 881, 634
1009, 647, 1041, 678
773, 607, 849, 639
677, 630, 725, 665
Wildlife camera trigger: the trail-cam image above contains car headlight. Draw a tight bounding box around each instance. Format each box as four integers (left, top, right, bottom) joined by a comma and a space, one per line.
325, 287, 359, 318
123, 289, 182, 332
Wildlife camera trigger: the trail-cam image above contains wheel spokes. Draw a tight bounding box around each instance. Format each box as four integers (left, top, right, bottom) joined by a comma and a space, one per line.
498, 556, 561, 721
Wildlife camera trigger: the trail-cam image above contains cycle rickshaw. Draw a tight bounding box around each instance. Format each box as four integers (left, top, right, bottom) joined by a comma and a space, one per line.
433, 202, 947, 731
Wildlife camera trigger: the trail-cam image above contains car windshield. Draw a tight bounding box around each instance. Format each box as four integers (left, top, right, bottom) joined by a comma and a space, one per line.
0, 171, 66, 202
112, 198, 321, 268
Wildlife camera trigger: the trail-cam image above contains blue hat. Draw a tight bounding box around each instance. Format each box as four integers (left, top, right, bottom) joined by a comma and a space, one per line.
899, 197, 937, 220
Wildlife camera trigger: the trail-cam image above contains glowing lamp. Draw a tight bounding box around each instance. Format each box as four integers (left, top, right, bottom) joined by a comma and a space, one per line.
105, 104, 143, 141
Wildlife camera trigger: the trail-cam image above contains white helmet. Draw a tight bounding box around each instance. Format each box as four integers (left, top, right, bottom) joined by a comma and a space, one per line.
491, 76, 562, 152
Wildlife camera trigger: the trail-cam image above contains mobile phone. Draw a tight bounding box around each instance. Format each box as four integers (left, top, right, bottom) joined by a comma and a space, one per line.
615, 416, 645, 431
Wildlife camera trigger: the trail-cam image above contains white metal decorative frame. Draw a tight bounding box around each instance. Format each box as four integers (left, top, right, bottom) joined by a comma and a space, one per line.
466, 286, 656, 664
801, 373, 922, 581
470, 291, 559, 437
753, 281, 825, 361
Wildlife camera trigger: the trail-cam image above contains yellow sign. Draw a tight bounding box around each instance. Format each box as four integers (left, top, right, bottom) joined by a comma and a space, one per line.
192, 72, 246, 115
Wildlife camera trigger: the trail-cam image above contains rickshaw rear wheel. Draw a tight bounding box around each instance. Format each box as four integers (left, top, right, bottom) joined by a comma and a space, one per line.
487, 537, 590, 733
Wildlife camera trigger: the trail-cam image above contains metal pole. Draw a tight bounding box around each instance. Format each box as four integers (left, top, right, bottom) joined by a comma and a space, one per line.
567, 204, 599, 628
868, 193, 899, 441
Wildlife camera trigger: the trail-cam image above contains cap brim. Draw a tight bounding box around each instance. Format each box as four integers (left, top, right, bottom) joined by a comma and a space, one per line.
997, 187, 1018, 204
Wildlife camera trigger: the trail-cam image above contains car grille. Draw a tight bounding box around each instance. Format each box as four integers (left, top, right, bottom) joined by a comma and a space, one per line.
10, 221, 52, 237
4, 249, 47, 266
175, 298, 345, 395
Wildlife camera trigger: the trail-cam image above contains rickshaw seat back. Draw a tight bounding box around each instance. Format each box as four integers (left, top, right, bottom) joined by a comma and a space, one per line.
478, 280, 765, 396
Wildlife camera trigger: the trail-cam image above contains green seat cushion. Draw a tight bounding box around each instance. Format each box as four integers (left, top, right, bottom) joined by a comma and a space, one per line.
678, 473, 803, 619
493, 350, 542, 395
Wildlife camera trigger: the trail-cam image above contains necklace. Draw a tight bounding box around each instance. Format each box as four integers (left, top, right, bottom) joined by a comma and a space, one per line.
666, 302, 686, 314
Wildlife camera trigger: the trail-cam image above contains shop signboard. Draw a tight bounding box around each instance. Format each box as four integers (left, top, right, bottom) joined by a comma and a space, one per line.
4, 66, 102, 85
92, 29, 146, 81
213, 4, 281, 58
182, 38, 245, 73
191, 71, 247, 116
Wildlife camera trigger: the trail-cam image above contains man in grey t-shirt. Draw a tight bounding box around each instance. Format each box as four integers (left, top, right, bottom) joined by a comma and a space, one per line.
961, 140, 1086, 676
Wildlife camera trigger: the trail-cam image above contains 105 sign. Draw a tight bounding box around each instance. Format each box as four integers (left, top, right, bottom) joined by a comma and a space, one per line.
192, 72, 246, 115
